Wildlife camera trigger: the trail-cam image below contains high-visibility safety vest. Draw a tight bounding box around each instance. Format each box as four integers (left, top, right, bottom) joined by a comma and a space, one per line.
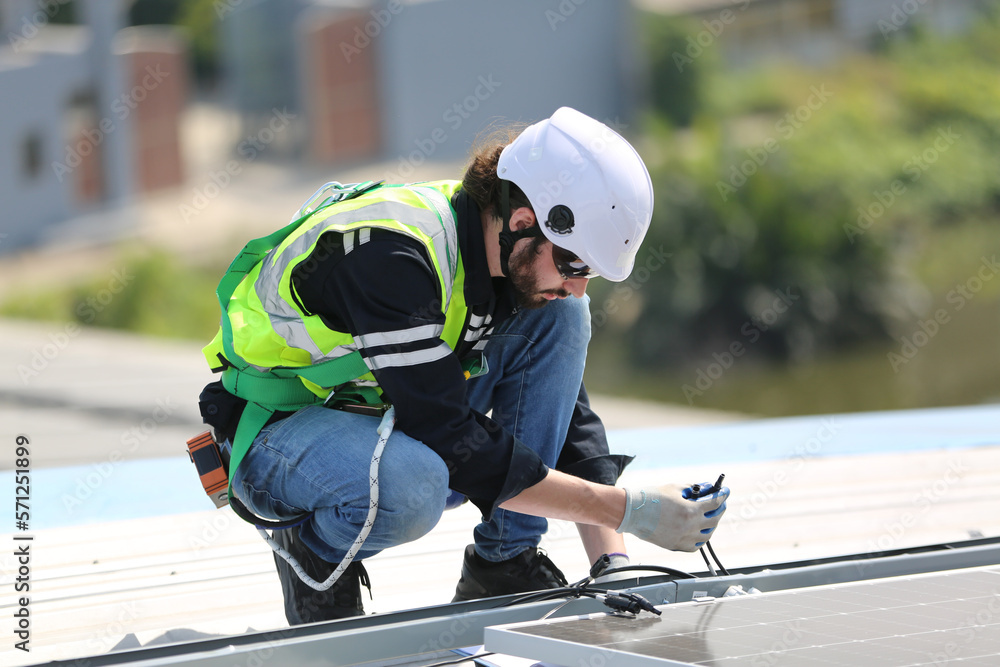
202, 179, 473, 506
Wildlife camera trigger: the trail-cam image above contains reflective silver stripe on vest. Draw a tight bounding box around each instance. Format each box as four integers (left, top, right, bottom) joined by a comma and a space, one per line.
363, 341, 452, 371
356, 323, 445, 349
344, 228, 373, 256
466, 328, 493, 345
254, 196, 459, 365
411, 185, 458, 280
464, 313, 492, 342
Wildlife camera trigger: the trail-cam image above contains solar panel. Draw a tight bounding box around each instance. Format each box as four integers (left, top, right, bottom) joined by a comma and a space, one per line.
485, 566, 1000, 666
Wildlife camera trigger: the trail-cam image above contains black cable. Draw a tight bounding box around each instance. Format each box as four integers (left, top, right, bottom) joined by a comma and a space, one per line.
502, 567, 694, 607
496, 563, 699, 611
500, 586, 599, 608
690, 474, 728, 576
422, 651, 498, 667
590, 564, 697, 580
699, 546, 715, 574
540, 597, 581, 621
707, 542, 730, 575
231, 494, 313, 529
500, 585, 664, 620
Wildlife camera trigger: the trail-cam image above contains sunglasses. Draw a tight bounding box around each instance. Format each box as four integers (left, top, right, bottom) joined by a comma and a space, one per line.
552, 244, 596, 280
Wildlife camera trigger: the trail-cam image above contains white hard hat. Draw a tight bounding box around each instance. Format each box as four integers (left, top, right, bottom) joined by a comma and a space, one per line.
497, 107, 654, 282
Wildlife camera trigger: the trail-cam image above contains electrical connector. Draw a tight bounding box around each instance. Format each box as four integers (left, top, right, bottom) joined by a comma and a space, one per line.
590, 554, 612, 579
601, 592, 661, 616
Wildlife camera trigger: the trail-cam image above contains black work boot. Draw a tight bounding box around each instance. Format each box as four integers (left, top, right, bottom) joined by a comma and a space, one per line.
271, 525, 371, 625
452, 544, 569, 602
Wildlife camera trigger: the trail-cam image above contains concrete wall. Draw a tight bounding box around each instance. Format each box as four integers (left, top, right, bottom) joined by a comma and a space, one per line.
220, 0, 642, 168
79, 0, 134, 205
219, 0, 310, 156
0, 0, 134, 254
375, 0, 640, 166
298, 7, 382, 163
115, 27, 188, 193
0, 1, 190, 255
0, 28, 93, 251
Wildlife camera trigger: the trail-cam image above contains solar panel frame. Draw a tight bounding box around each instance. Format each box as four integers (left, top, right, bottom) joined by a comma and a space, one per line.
484, 566, 1000, 666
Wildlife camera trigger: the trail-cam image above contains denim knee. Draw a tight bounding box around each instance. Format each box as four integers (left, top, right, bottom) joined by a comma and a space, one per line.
522, 294, 592, 352
557, 293, 592, 333
376, 445, 450, 542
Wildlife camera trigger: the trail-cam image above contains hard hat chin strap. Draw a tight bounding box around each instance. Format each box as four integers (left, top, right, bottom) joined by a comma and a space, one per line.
497, 179, 543, 277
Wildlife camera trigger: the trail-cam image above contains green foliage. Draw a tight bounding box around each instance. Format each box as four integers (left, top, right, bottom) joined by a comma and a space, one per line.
43, 0, 77, 25
128, 0, 184, 26
0, 250, 222, 341
641, 14, 721, 127
175, 0, 221, 83
599, 10, 1000, 374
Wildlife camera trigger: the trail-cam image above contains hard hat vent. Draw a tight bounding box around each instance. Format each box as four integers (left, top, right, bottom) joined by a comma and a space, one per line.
546, 205, 575, 235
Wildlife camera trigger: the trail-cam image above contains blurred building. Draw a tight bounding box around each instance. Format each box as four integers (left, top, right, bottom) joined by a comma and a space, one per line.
0, 0, 187, 254
219, 0, 643, 166
636, 0, 989, 67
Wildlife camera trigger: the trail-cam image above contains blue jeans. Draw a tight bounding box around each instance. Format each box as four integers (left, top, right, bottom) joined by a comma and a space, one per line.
466, 295, 591, 561
231, 295, 591, 564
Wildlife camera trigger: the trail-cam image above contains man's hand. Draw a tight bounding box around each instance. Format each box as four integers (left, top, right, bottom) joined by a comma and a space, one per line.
616, 483, 729, 552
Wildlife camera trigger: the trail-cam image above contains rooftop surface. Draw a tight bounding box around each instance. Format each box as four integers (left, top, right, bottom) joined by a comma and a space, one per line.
1, 319, 998, 666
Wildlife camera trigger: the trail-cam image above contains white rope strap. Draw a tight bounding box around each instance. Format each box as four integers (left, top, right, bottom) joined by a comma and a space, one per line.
259, 407, 395, 591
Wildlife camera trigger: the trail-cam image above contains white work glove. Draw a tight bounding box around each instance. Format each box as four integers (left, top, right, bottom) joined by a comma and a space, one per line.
615, 483, 729, 552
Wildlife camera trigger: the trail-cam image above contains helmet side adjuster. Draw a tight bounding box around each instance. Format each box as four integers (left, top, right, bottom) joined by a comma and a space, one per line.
545, 205, 575, 235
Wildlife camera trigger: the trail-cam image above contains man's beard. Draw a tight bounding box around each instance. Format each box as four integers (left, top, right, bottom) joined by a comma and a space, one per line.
508, 237, 569, 310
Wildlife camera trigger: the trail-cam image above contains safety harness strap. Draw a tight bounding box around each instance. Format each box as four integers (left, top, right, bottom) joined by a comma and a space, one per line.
213, 181, 384, 520
216, 181, 381, 376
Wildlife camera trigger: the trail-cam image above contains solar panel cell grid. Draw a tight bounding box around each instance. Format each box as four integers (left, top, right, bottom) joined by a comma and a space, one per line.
486, 566, 1000, 666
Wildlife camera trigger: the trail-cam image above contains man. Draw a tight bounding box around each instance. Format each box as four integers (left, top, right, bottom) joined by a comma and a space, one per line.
198, 107, 729, 625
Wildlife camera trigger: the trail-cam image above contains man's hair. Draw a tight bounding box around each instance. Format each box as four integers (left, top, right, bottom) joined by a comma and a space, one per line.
462, 123, 533, 223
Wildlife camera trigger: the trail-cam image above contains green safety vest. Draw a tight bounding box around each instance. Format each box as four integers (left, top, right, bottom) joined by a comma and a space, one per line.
203, 179, 474, 499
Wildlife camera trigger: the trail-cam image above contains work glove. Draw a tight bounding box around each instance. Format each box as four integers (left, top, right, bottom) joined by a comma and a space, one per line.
616, 483, 729, 552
